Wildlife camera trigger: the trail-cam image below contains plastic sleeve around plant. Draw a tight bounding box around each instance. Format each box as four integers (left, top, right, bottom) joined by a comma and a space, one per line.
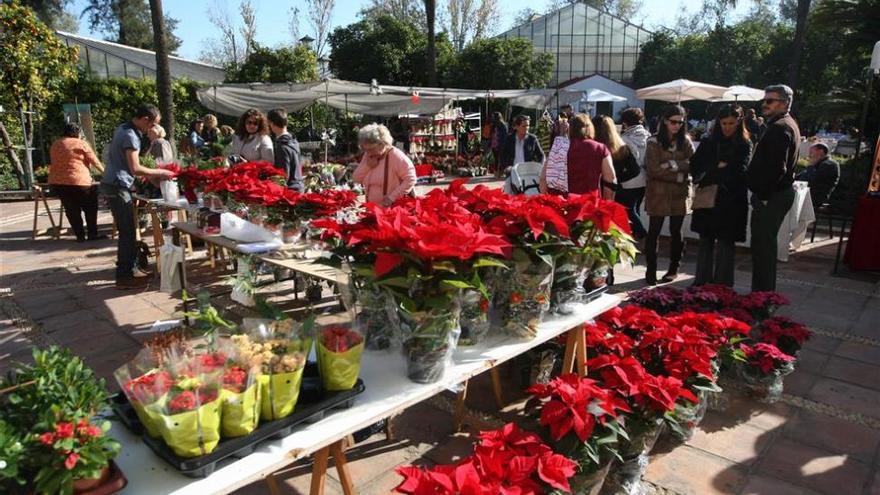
258, 367, 304, 421
220, 383, 260, 437
158, 399, 222, 458
316, 341, 364, 391
131, 394, 167, 439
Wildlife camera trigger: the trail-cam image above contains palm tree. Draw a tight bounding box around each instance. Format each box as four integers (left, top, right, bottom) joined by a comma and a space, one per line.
148, 0, 174, 142
787, 0, 812, 100
424, 0, 437, 86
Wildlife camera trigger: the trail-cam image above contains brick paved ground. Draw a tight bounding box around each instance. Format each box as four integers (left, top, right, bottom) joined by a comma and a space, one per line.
2, 189, 879, 495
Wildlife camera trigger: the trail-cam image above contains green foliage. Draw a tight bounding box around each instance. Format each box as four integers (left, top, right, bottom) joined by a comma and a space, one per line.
0, 419, 26, 489
227, 44, 319, 83
446, 37, 554, 89
1, 347, 111, 430
41, 74, 211, 155
32, 416, 121, 495
0, 2, 78, 110
327, 14, 455, 86
81, 0, 182, 53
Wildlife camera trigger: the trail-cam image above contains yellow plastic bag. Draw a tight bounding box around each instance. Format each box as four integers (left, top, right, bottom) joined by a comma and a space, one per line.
131, 395, 167, 439
316, 341, 364, 391
220, 383, 260, 437
258, 367, 304, 421
159, 398, 222, 458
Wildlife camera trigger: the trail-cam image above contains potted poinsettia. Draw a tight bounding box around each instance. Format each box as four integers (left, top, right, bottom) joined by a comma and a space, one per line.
315, 190, 510, 383
753, 316, 812, 357
738, 342, 796, 403
395, 423, 579, 494
32, 416, 121, 495
525, 374, 630, 494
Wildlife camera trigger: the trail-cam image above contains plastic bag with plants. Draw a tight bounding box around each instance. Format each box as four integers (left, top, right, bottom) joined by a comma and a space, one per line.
316, 321, 365, 391
398, 304, 462, 384
234, 316, 313, 421
114, 335, 191, 439
214, 339, 262, 437
501, 248, 554, 340
156, 352, 223, 458
458, 289, 490, 346
337, 264, 397, 351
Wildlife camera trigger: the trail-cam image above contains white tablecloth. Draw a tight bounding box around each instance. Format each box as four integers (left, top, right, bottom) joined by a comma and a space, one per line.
638, 182, 814, 261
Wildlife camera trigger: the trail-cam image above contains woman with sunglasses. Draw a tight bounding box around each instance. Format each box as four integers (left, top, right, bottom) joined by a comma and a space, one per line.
644, 105, 695, 285
690, 104, 752, 287
230, 108, 274, 163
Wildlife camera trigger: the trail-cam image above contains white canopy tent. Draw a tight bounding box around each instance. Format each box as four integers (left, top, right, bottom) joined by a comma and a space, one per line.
196, 79, 558, 117
713, 85, 765, 102
635, 79, 728, 103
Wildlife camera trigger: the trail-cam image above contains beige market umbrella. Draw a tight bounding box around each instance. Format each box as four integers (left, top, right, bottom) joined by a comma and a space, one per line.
635, 79, 729, 103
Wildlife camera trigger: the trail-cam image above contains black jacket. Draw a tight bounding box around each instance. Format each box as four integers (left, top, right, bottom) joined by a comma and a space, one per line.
747, 112, 801, 200
500, 133, 545, 170
273, 133, 303, 191
796, 157, 840, 207
691, 135, 752, 242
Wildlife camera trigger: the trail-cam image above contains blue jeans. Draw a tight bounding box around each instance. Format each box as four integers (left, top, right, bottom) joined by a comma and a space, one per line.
99, 183, 137, 280
615, 187, 647, 239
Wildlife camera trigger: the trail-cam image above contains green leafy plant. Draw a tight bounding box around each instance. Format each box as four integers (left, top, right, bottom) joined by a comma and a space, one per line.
0, 419, 26, 490
1, 347, 110, 430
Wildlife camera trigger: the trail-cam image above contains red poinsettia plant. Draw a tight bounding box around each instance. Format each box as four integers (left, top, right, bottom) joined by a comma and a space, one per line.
32, 415, 121, 495
395, 423, 579, 494
754, 316, 812, 356
525, 374, 630, 474
739, 343, 796, 376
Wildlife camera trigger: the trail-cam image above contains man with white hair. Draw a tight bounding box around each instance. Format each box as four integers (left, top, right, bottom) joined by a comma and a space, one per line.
747, 84, 802, 291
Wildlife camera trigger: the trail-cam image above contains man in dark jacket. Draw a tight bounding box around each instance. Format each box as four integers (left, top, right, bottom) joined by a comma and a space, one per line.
267, 108, 304, 191
500, 115, 545, 174
796, 142, 840, 208
747, 84, 802, 292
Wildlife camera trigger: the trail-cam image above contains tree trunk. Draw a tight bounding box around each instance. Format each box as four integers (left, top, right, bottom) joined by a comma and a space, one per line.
0, 120, 26, 189
116, 0, 128, 46
424, 0, 437, 86
787, 0, 811, 103
149, 0, 174, 142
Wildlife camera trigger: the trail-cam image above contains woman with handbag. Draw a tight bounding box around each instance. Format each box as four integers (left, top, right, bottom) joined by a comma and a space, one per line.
645, 105, 695, 285
353, 123, 417, 206
594, 115, 644, 234
690, 104, 752, 286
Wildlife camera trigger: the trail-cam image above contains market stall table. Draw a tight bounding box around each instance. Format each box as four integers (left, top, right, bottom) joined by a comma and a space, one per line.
112, 293, 620, 495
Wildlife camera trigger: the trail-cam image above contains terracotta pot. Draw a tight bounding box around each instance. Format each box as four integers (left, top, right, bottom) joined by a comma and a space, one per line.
73, 465, 110, 492
73, 460, 128, 495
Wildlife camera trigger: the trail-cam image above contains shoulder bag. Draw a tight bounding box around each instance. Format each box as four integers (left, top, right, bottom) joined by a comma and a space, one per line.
382, 151, 415, 201
692, 143, 719, 209
614, 148, 641, 183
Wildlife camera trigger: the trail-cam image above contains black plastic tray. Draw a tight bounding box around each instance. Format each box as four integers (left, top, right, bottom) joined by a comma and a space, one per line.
583, 284, 609, 303
112, 363, 365, 478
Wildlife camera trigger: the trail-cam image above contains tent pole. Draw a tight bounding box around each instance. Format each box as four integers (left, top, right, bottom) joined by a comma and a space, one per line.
325, 79, 330, 164
345, 93, 350, 153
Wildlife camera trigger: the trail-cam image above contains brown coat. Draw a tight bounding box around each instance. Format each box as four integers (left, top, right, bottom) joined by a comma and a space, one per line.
645, 136, 695, 217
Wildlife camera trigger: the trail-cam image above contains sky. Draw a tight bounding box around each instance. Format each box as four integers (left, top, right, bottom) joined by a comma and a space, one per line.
68, 0, 753, 62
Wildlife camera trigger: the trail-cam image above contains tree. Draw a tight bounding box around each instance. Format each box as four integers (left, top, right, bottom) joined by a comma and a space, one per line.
361, 0, 426, 29
201, 0, 257, 69
543, 0, 642, 18
288, 6, 302, 43
786, 0, 811, 97
0, 2, 78, 188
308, 0, 335, 58
239, 0, 257, 58
227, 45, 319, 83
511, 8, 539, 28
445, 0, 500, 51
327, 14, 454, 86
446, 37, 554, 89
424, 0, 437, 86
81, 0, 181, 52
20, 0, 78, 30
148, 0, 174, 142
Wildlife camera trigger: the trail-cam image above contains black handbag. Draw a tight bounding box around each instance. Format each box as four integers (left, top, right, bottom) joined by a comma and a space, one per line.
614, 150, 641, 183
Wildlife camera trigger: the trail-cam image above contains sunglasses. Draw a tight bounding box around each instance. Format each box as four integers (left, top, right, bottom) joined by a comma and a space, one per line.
668, 119, 685, 125
762, 98, 787, 105
246, 120, 259, 126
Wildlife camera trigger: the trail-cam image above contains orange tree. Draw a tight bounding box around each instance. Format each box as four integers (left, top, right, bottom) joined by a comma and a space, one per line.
0, 1, 78, 188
